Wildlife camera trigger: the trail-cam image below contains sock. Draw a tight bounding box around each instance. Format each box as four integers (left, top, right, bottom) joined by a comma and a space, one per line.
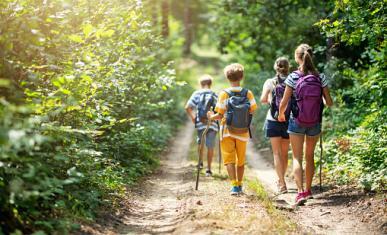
231, 180, 238, 187
237, 181, 243, 187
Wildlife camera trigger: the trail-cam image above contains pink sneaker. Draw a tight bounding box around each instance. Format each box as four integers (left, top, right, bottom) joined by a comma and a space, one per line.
303, 190, 313, 200
295, 192, 306, 206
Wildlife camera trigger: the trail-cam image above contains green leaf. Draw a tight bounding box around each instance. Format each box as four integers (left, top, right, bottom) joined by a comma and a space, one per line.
68, 34, 84, 43
83, 24, 93, 38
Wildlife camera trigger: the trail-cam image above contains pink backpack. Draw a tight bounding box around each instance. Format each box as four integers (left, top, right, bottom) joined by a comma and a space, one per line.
294, 71, 323, 127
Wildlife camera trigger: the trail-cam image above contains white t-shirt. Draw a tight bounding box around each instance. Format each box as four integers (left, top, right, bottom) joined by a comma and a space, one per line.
262, 76, 286, 121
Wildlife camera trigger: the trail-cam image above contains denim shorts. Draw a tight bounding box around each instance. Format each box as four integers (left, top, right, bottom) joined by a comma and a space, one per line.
265, 120, 289, 139
197, 129, 217, 149
288, 118, 321, 136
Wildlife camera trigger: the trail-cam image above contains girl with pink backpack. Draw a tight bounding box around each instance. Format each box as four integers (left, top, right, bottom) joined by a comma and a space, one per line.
278, 44, 333, 205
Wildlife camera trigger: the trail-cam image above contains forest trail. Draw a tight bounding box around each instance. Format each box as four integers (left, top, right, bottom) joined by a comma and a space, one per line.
80, 121, 385, 235
79, 121, 293, 234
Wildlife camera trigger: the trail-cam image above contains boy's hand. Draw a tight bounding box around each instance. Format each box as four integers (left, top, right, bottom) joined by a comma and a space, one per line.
207, 111, 214, 120
278, 113, 286, 122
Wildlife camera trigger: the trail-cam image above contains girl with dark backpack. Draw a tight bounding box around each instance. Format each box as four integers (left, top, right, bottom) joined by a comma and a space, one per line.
260, 57, 291, 194
278, 44, 333, 205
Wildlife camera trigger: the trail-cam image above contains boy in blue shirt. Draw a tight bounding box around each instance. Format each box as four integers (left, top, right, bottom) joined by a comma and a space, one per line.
185, 75, 218, 176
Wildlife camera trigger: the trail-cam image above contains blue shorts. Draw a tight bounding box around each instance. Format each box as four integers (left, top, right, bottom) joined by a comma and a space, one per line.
288, 118, 321, 136
265, 120, 289, 139
197, 129, 217, 149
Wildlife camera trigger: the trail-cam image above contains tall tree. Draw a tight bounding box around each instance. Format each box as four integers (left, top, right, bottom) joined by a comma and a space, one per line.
183, 0, 192, 55
161, 0, 169, 38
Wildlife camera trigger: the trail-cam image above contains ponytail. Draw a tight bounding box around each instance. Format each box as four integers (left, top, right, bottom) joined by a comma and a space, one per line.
296, 44, 318, 76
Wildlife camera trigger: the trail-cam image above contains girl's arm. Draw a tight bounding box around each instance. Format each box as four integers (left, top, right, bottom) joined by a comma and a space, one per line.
260, 86, 271, 104
322, 87, 333, 107
278, 86, 293, 122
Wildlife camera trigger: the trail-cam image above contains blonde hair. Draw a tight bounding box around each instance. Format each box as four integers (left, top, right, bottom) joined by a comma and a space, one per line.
273, 57, 289, 76
295, 44, 318, 76
224, 63, 244, 82
199, 74, 213, 86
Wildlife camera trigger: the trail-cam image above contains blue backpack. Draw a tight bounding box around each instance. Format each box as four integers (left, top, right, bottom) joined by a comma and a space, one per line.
224, 88, 252, 137
196, 91, 216, 125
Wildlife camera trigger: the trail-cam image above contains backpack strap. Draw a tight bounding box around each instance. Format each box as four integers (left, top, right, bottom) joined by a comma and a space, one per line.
240, 88, 248, 97
224, 88, 248, 97
224, 89, 233, 97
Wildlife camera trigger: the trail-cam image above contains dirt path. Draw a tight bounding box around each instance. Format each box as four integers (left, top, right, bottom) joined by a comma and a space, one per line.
79, 122, 296, 234
246, 141, 386, 234
79, 122, 385, 234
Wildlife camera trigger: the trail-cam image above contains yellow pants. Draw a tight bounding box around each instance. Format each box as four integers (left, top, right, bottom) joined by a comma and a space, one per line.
221, 137, 247, 166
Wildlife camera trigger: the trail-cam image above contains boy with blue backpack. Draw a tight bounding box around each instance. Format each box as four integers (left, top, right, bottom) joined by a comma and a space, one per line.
185, 75, 218, 177
207, 63, 258, 195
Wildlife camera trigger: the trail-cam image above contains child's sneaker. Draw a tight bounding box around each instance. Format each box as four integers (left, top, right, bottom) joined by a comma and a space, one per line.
303, 190, 313, 200
205, 170, 212, 177
295, 192, 306, 206
238, 185, 243, 194
230, 186, 240, 196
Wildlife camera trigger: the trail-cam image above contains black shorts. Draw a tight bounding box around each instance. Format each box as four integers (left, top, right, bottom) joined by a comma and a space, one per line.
265, 120, 289, 139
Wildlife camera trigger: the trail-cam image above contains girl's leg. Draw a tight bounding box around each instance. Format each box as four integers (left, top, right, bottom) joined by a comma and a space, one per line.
270, 137, 285, 186
305, 135, 320, 191
289, 134, 305, 193
280, 138, 290, 179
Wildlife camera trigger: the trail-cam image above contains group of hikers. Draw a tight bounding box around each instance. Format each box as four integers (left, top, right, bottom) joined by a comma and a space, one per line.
185, 43, 333, 205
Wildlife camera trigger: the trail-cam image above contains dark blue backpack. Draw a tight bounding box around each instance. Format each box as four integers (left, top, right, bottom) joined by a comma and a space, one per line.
196, 91, 216, 125
270, 76, 292, 121
225, 88, 252, 137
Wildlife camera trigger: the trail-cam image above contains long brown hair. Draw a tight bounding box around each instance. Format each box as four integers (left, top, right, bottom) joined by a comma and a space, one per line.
295, 44, 318, 76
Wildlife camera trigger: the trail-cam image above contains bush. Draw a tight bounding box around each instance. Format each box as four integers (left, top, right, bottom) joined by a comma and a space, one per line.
0, 0, 186, 233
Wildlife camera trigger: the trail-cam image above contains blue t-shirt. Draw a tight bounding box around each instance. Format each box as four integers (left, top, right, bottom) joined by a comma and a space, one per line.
186, 89, 219, 131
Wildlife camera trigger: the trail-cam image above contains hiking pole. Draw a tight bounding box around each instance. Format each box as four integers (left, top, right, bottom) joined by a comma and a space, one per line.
218, 121, 222, 174
319, 131, 323, 191
195, 120, 211, 190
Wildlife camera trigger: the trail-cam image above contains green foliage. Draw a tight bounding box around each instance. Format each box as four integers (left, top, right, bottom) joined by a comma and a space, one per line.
0, 0, 186, 233
316, 0, 387, 191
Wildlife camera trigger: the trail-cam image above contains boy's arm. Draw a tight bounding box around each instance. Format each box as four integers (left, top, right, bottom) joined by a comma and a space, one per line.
248, 91, 258, 114
207, 111, 223, 121
185, 92, 198, 124
185, 105, 196, 124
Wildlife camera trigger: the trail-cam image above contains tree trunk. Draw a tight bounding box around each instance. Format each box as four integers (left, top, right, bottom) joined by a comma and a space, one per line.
183, 0, 192, 55
161, 0, 169, 38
